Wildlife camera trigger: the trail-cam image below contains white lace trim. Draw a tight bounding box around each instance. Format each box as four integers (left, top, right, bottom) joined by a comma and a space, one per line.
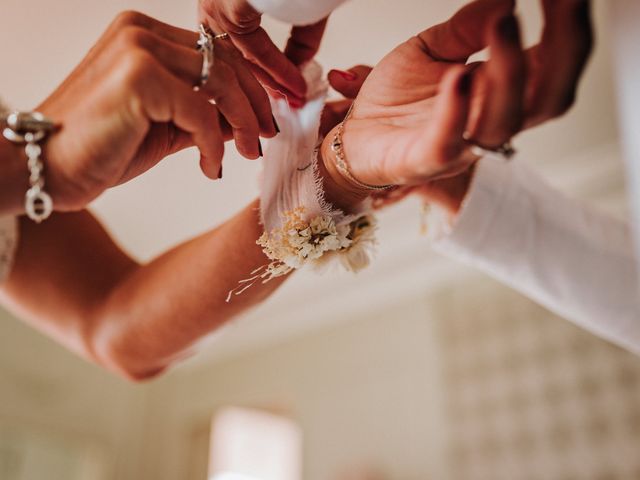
0, 216, 18, 283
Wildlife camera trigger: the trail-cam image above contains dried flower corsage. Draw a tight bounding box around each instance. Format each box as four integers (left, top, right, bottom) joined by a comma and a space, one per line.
226, 208, 377, 302
258, 207, 377, 278
226, 62, 379, 302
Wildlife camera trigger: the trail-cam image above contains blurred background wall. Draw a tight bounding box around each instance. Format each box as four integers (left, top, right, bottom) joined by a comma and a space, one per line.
1, 0, 639, 479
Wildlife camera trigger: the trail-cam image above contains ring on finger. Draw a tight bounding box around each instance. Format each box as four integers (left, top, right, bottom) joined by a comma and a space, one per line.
196, 24, 215, 88
463, 133, 517, 161
196, 25, 230, 88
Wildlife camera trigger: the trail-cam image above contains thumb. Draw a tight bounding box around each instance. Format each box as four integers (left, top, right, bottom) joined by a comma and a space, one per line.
328, 65, 373, 99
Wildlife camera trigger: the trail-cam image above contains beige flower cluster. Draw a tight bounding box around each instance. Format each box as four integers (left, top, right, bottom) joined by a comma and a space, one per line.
257, 207, 377, 280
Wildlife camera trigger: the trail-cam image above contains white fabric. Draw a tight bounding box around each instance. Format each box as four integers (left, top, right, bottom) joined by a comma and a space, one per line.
261, 62, 333, 230
432, 158, 640, 355
248, 0, 347, 24
257, 61, 374, 276
611, 0, 640, 265
0, 216, 18, 283
227, 61, 375, 301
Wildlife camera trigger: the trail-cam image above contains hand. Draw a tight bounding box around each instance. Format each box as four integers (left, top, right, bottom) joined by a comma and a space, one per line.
415, 0, 594, 215
37, 11, 277, 211
320, 0, 592, 212
199, 0, 328, 106
320, 0, 526, 191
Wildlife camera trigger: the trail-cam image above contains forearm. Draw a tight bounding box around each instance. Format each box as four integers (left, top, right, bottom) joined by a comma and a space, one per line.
102, 139, 374, 378
1, 201, 286, 381
90, 199, 287, 379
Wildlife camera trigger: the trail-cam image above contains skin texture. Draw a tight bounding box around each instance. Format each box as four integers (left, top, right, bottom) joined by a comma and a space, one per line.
319, 0, 527, 189
199, 0, 328, 105
362, 0, 594, 213
0, 0, 592, 381
0, 11, 277, 216
0, 78, 357, 383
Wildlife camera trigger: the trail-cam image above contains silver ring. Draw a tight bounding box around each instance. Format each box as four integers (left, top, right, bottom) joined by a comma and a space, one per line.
464, 133, 517, 160
2, 111, 56, 143
197, 24, 215, 87
196, 26, 230, 88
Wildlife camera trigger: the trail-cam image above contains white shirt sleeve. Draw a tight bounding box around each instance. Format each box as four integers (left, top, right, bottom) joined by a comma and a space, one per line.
248, 0, 348, 24
0, 216, 18, 284
432, 158, 640, 355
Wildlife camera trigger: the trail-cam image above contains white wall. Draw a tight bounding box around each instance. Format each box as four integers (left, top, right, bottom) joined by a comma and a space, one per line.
0, 316, 148, 479
136, 273, 640, 480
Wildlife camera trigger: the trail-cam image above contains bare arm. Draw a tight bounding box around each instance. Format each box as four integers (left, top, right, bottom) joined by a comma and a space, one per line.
0, 201, 286, 381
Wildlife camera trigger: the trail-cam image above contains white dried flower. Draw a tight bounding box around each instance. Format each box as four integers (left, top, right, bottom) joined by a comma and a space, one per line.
256, 208, 377, 281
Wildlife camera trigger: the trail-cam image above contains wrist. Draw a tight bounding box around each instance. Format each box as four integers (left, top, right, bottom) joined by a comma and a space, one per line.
318, 126, 371, 212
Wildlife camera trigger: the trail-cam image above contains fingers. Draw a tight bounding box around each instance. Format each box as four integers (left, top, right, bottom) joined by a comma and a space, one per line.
248, 63, 305, 108
321, 66, 372, 138
212, 41, 277, 137
208, 62, 262, 159
468, 14, 526, 148
231, 27, 308, 100
285, 18, 328, 66
525, 0, 593, 127
409, 67, 474, 181
416, 0, 514, 62
126, 54, 225, 179
199, 0, 308, 104
109, 23, 267, 159
320, 99, 352, 137
328, 65, 373, 99
110, 10, 198, 48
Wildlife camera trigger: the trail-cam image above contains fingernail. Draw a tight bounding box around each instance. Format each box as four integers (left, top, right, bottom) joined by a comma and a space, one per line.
497, 15, 519, 42
258, 140, 263, 157
272, 114, 280, 134
332, 69, 357, 81
575, 1, 590, 24
458, 71, 473, 95
288, 97, 305, 109
218, 164, 223, 179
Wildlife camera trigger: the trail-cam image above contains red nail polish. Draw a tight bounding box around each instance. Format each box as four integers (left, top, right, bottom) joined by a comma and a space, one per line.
288, 97, 305, 109
332, 69, 357, 81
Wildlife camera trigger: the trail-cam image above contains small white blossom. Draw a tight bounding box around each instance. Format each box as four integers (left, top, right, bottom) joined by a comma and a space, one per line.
256, 207, 377, 282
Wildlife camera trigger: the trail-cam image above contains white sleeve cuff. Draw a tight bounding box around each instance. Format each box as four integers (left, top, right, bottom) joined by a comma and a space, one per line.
249, 0, 347, 24
434, 158, 510, 254
428, 157, 640, 355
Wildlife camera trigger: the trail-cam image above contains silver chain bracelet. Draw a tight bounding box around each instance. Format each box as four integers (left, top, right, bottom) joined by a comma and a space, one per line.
2, 111, 56, 223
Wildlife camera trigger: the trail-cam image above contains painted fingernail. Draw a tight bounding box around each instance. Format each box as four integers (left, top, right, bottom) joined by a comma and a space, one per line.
218, 164, 223, 179
575, 1, 590, 24
458, 71, 473, 95
258, 140, 264, 157
288, 97, 305, 109
497, 15, 519, 42
272, 114, 280, 134
331, 69, 357, 81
